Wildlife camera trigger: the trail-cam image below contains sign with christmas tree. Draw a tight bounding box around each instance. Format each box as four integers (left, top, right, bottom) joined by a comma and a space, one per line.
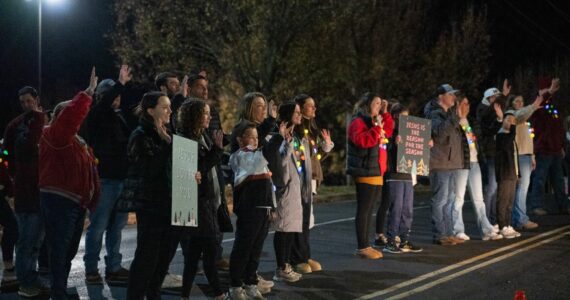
172, 135, 198, 227
396, 115, 431, 176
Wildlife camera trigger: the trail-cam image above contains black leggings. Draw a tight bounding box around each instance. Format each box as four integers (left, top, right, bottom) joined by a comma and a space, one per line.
274, 232, 295, 269
0, 195, 18, 263
355, 182, 382, 249
375, 184, 390, 234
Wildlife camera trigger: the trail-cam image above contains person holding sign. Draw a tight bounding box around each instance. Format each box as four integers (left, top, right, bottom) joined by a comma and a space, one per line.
126, 92, 183, 299
424, 84, 468, 246
382, 104, 424, 254
347, 92, 392, 259
176, 99, 228, 300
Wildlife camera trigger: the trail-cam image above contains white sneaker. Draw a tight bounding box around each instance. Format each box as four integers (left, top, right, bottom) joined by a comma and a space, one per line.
161, 273, 183, 288
256, 275, 272, 294
228, 287, 247, 300
501, 226, 517, 239
257, 274, 274, 290
508, 226, 521, 237
455, 233, 470, 240
482, 231, 503, 241
244, 284, 265, 299
492, 224, 499, 233
273, 264, 301, 282
394, 236, 401, 247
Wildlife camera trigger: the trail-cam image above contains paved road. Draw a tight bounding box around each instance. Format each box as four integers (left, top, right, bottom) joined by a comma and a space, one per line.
1, 193, 569, 299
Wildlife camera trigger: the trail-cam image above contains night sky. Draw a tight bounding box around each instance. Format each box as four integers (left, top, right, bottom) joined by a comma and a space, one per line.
1, 0, 569, 133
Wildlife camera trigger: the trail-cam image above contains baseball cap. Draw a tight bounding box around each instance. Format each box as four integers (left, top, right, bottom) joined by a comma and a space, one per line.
436, 84, 459, 95
504, 109, 515, 117
483, 88, 501, 101
95, 79, 117, 97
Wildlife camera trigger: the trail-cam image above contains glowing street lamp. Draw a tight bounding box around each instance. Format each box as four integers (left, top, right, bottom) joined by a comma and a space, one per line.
25, 0, 67, 97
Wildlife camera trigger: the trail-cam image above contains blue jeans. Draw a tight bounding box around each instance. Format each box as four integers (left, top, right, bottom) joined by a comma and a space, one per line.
386, 180, 414, 242
467, 163, 494, 235
528, 154, 568, 211
15, 212, 45, 288
483, 158, 498, 225
430, 170, 456, 239
84, 179, 127, 274
41, 192, 86, 300
448, 169, 469, 235
512, 155, 532, 227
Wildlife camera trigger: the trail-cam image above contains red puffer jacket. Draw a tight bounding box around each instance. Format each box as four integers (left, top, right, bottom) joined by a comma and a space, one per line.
39, 92, 100, 211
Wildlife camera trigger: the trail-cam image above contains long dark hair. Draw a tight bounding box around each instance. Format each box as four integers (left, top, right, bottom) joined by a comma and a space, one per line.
354, 92, 379, 116
134, 91, 167, 123
294, 93, 320, 138
278, 102, 298, 126
177, 99, 207, 139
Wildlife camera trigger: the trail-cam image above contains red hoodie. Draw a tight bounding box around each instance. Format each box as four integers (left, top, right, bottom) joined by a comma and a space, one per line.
39, 92, 100, 211
529, 92, 564, 156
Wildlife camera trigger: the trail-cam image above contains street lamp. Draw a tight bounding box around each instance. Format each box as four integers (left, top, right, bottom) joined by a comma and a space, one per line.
25, 0, 66, 97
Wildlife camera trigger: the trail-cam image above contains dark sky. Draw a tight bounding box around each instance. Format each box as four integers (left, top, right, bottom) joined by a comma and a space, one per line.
1, 0, 569, 132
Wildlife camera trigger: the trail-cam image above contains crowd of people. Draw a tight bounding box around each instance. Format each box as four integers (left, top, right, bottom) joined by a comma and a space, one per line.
0, 62, 567, 300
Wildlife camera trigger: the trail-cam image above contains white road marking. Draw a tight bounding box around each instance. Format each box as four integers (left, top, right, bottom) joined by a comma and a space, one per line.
355, 225, 570, 300
385, 230, 570, 300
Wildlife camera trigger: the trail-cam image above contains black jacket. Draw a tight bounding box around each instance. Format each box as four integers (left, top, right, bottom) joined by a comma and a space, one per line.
126, 119, 172, 215
495, 125, 520, 181
425, 100, 464, 171
476, 102, 503, 159
81, 82, 131, 179
185, 133, 231, 237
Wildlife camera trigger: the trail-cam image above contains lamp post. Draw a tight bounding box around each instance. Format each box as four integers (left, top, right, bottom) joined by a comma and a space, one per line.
26, 0, 65, 97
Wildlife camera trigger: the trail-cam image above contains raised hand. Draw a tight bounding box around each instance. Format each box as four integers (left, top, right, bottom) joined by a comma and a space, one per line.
550, 78, 561, 94
279, 121, 292, 142
268, 100, 278, 119
178, 75, 189, 98
493, 102, 503, 121
155, 121, 171, 144
321, 129, 332, 145
502, 78, 511, 96
456, 99, 470, 119
380, 99, 389, 114
213, 130, 224, 148
118, 65, 132, 85
85, 67, 98, 96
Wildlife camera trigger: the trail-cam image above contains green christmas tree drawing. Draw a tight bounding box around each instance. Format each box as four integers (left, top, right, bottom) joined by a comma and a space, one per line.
398, 156, 408, 173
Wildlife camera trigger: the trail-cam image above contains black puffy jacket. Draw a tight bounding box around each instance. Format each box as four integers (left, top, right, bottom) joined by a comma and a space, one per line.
126, 119, 172, 215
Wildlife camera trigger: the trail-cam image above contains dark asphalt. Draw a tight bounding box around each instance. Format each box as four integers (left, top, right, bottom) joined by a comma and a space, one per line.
1, 192, 569, 299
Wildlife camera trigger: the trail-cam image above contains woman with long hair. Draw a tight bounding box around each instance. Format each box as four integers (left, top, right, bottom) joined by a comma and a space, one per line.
347, 92, 392, 259
126, 91, 182, 299
177, 99, 228, 300
230, 92, 277, 153
289, 94, 334, 274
